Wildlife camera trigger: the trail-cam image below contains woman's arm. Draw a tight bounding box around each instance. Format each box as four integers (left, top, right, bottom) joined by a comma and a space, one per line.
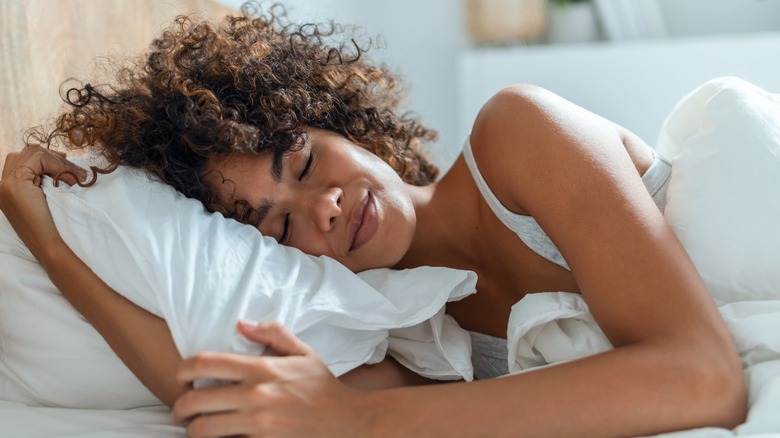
38, 241, 188, 406
172, 86, 746, 438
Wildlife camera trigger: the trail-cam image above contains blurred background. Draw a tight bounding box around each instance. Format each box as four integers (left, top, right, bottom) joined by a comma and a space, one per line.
1, 1, 778, 169
218, 0, 780, 170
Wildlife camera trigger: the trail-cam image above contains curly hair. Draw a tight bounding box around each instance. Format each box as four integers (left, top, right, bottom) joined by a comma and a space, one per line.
30, 2, 438, 225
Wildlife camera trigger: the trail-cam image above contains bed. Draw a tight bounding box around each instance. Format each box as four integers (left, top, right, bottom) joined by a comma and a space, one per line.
2, 2, 780, 437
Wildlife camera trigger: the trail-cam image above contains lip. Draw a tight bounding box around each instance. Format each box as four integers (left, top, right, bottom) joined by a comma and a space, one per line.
348, 191, 378, 252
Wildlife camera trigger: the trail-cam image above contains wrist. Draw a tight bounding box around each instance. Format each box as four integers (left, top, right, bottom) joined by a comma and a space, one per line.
36, 237, 73, 272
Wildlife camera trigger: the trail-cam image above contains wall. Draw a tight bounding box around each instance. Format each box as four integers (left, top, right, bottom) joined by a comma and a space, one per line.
659, 0, 780, 37
458, 33, 780, 148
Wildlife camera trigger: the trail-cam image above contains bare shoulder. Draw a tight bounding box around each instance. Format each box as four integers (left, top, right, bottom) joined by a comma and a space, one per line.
468, 84, 640, 216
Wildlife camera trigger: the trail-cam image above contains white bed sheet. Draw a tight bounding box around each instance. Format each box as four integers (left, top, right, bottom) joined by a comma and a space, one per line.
0, 400, 183, 438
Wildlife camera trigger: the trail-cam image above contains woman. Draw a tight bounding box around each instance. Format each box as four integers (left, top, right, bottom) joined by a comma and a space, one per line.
0, 4, 745, 437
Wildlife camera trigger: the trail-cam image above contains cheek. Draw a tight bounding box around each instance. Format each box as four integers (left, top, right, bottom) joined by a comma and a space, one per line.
257, 223, 275, 239
290, 233, 334, 259
383, 193, 415, 234
288, 238, 315, 256
375, 188, 416, 262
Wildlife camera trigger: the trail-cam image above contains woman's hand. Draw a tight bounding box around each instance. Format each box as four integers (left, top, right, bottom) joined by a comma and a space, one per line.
173, 321, 373, 438
0, 144, 86, 262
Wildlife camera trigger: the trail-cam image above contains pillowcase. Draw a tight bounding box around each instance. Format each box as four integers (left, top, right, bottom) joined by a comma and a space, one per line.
0, 161, 475, 409
0, 232, 159, 409
658, 76, 780, 304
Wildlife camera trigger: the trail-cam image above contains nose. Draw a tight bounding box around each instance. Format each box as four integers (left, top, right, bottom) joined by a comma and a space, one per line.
309, 186, 343, 232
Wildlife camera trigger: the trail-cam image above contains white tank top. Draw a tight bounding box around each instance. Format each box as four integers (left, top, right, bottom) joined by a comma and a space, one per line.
461, 138, 672, 271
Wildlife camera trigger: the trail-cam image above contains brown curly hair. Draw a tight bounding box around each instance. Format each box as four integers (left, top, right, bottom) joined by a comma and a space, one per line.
30, 2, 438, 225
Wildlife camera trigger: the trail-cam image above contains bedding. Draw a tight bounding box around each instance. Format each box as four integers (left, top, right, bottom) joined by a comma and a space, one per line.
3, 77, 780, 436
0, 163, 477, 410
658, 77, 780, 304
42, 165, 475, 381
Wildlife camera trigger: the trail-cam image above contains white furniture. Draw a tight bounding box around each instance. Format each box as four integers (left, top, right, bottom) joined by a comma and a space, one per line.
458, 33, 780, 146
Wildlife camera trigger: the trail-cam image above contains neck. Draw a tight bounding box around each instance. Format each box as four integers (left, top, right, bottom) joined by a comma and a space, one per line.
394, 167, 480, 270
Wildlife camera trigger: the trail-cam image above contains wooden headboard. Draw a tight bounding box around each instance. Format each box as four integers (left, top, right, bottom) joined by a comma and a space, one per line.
0, 0, 236, 164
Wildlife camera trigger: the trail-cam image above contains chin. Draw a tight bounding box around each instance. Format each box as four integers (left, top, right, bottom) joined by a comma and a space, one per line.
347, 241, 408, 273
347, 259, 387, 274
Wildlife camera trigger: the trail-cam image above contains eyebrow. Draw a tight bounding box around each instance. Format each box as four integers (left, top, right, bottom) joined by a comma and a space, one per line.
271, 151, 284, 184
257, 199, 273, 225
257, 151, 285, 225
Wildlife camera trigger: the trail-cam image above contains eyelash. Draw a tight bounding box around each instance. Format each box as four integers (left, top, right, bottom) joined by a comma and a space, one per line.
280, 213, 290, 243
299, 151, 313, 180
281, 151, 313, 243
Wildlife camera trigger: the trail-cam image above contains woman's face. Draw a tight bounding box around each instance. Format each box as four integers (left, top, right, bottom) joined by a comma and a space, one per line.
206, 128, 417, 272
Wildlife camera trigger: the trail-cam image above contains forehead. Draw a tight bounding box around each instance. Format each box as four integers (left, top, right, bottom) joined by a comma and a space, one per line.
206, 152, 276, 207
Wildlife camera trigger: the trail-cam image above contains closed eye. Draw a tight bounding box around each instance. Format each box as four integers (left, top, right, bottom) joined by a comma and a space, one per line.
299, 151, 313, 180
279, 213, 290, 243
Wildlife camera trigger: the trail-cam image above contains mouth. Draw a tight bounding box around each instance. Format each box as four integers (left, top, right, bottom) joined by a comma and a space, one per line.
348, 191, 378, 252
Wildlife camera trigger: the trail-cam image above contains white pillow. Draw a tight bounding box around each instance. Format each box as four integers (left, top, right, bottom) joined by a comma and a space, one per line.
658, 77, 780, 304
0, 163, 475, 409
0, 235, 159, 409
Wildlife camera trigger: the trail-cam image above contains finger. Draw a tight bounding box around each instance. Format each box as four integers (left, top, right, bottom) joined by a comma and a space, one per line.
52, 150, 89, 178
1, 152, 20, 180
8, 146, 54, 180
177, 352, 276, 385
49, 149, 88, 183
55, 162, 89, 185
39, 151, 86, 183
48, 150, 88, 180
237, 320, 313, 357
173, 384, 255, 422
3, 146, 69, 181
186, 411, 270, 438
22, 144, 42, 152
54, 170, 81, 186
66, 163, 89, 183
